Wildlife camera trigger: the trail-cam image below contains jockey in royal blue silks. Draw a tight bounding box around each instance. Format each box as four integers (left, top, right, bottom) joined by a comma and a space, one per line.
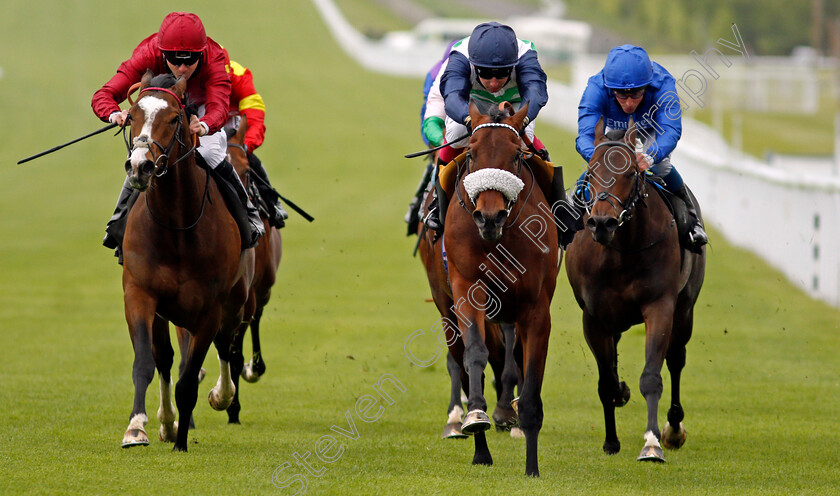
575, 44, 708, 249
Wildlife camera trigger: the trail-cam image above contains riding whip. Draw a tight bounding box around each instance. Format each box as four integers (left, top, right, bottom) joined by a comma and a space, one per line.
404, 133, 470, 159
18, 122, 119, 164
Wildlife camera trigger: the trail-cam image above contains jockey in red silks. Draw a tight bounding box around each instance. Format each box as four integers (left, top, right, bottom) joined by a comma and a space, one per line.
223, 51, 288, 228
92, 12, 264, 252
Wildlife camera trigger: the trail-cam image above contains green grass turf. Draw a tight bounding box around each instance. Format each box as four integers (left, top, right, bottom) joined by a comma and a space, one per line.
1, 1, 839, 494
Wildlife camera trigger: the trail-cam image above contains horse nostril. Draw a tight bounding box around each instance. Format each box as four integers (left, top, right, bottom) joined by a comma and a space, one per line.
124, 159, 132, 174
494, 210, 509, 226
604, 218, 619, 233
472, 211, 485, 227
586, 218, 598, 231
140, 160, 155, 176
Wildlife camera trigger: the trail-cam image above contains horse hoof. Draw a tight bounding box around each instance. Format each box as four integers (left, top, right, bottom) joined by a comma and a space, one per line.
442, 422, 469, 439
510, 396, 519, 414
603, 441, 620, 455
510, 427, 525, 439
121, 428, 150, 448
637, 444, 666, 463
461, 410, 492, 434
159, 421, 178, 443
662, 421, 687, 449
208, 388, 234, 411
492, 406, 519, 432
241, 362, 261, 383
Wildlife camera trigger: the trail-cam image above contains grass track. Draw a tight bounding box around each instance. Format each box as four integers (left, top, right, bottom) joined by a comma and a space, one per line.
1, 1, 839, 494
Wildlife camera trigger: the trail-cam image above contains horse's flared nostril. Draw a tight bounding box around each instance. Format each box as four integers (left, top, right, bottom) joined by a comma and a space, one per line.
472, 211, 485, 227
494, 210, 509, 227
604, 217, 619, 233
140, 160, 155, 177
125, 159, 132, 174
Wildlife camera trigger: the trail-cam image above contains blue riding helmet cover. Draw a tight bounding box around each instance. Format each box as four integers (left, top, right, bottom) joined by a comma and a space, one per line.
603, 44, 653, 89
468, 22, 518, 68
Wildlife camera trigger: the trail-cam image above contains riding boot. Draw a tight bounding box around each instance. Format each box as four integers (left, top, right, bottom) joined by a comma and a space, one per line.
247, 153, 288, 228
423, 177, 448, 235
548, 169, 582, 248
215, 159, 265, 248
405, 160, 434, 236
674, 184, 708, 250
103, 176, 137, 249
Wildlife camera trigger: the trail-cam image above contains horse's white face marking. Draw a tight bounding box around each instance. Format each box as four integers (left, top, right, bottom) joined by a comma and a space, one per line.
130, 95, 169, 168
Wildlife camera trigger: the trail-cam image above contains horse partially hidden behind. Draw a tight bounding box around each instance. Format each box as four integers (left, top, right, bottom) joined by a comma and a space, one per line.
174, 115, 283, 425
418, 187, 521, 439
120, 70, 255, 451
565, 118, 706, 462
428, 101, 558, 476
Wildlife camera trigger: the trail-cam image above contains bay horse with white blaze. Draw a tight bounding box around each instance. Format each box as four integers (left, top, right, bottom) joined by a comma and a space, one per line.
439, 101, 558, 476
565, 118, 705, 462
120, 71, 255, 451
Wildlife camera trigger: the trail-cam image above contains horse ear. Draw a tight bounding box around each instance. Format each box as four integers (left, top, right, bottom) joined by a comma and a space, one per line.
625, 117, 638, 147
172, 76, 187, 99
140, 69, 154, 90
594, 117, 606, 143
511, 102, 529, 131
468, 100, 481, 126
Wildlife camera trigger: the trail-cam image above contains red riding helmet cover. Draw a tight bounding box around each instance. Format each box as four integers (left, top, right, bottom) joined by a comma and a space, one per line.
158, 12, 207, 52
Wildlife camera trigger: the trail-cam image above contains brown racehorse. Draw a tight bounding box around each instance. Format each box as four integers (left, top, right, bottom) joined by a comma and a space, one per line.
565, 118, 706, 462
120, 71, 255, 451
418, 186, 521, 439
221, 116, 282, 422
432, 101, 558, 476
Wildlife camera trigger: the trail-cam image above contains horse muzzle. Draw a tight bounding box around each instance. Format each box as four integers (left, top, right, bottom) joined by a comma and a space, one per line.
473, 209, 509, 241
586, 215, 619, 245
126, 158, 154, 191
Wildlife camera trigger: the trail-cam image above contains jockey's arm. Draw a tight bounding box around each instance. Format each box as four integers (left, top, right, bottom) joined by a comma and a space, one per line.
514, 50, 548, 125
440, 51, 473, 125
575, 79, 604, 162
646, 79, 682, 163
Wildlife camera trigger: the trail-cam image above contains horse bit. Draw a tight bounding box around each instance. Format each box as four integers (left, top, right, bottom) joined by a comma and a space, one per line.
122, 87, 195, 178
586, 140, 646, 227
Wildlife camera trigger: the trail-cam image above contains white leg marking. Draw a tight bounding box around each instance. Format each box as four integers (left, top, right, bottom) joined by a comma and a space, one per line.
447, 405, 464, 424
127, 413, 148, 431
644, 430, 662, 448
157, 378, 176, 425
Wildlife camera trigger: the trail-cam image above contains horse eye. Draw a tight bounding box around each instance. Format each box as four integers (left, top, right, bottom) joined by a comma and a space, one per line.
170, 116, 179, 126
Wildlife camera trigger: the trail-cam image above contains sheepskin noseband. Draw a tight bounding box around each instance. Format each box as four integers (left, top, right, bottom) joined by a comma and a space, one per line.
463, 168, 524, 204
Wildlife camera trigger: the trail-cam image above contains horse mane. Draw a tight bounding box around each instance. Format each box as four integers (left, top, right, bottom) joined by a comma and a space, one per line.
149, 73, 177, 89
606, 128, 626, 141
487, 105, 506, 123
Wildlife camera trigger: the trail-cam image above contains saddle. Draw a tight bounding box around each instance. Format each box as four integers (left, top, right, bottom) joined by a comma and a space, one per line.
645, 176, 696, 250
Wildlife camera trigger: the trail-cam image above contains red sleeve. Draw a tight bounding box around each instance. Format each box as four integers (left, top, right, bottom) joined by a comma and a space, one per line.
196, 40, 232, 134
229, 64, 266, 151
91, 34, 163, 121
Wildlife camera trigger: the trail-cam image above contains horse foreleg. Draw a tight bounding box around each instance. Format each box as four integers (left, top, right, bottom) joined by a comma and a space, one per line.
226, 323, 248, 424
242, 308, 266, 383
173, 314, 219, 452
151, 316, 177, 443
663, 308, 693, 450
441, 351, 468, 439
582, 312, 624, 455
636, 303, 675, 463
460, 318, 492, 465
518, 307, 550, 477
175, 327, 200, 430
492, 323, 519, 432
122, 290, 157, 448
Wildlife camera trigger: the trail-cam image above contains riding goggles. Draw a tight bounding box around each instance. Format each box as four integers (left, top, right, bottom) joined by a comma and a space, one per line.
163, 50, 202, 67
612, 87, 646, 100
475, 65, 513, 80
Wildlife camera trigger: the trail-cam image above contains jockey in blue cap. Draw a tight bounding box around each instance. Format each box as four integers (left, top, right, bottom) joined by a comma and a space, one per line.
423, 21, 552, 234
575, 44, 708, 249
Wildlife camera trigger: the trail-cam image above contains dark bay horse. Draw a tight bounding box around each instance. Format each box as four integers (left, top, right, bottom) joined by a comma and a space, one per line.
565, 118, 706, 462
418, 185, 521, 439
432, 101, 558, 476
120, 71, 255, 451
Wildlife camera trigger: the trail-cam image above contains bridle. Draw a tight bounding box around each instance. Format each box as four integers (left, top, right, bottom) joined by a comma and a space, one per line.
122, 87, 196, 178
122, 86, 208, 231
455, 121, 533, 227
587, 140, 646, 227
